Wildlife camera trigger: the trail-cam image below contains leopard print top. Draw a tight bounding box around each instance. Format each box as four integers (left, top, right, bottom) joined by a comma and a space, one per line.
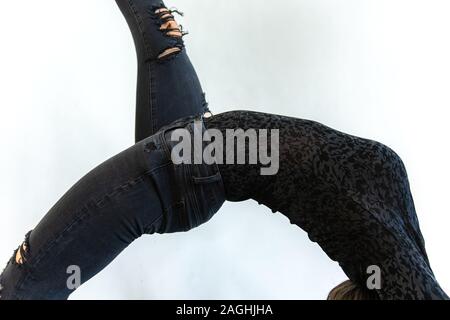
205, 110, 449, 300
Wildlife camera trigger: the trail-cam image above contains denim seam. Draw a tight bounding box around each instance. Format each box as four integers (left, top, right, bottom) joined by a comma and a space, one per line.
13, 170, 156, 296
125, 0, 156, 135
145, 162, 189, 231
183, 164, 201, 229
148, 61, 156, 135
177, 125, 201, 226
126, 0, 153, 58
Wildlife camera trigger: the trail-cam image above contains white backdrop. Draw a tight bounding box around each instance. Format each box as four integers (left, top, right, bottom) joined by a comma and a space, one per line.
0, 0, 449, 299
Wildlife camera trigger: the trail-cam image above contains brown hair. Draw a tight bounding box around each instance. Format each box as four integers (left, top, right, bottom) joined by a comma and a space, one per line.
327, 280, 379, 300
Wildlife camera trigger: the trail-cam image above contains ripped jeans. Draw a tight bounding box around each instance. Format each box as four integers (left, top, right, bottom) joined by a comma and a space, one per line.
0, 0, 224, 299
116, 0, 210, 142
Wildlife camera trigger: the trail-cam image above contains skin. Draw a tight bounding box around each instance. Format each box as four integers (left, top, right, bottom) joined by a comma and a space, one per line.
15, 244, 27, 265
156, 8, 182, 58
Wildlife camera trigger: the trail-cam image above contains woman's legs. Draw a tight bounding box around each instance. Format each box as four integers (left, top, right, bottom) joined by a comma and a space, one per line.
0, 136, 166, 299
204, 110, 449, 299
115, 0, 209, 142
0, 1, 217, 300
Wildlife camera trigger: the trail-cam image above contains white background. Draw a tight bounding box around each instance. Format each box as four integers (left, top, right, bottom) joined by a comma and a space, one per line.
0, 0, 449, 299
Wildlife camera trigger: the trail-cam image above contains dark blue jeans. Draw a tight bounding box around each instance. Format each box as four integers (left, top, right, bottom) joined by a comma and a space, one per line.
0, 0, 224, 300
117, 0, 210, 142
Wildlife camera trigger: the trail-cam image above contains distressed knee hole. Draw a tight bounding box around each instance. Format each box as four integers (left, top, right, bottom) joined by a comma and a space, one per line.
15, 243, 28, 265
161, 21, 183, 38
13, 231, 32, 266
158, 47, 182, 60
155, 8, 184, 38
203, 112, 213, 119
155, 8, 172, 20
